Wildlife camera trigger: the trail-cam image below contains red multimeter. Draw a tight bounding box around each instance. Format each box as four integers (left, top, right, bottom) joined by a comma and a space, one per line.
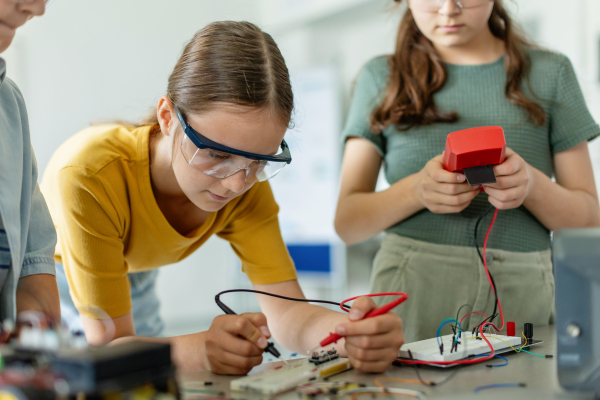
443, 126, 506, 186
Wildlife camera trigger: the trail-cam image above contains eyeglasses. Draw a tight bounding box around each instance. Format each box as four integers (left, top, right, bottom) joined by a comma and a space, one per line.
410, 0, 491, 12
174, 104, 292, 183
12, 0, 55, 7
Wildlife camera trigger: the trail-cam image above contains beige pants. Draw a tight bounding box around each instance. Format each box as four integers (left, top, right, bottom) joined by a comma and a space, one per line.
370, 234, 554, 344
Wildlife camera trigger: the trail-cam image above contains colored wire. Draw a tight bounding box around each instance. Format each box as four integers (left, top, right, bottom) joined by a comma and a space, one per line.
459, 311, 487, 326
374, 377, 422, 387
472, 313, 498, 335
216, 290, 409, 317
436, 318, 462, 348
215, 289, 352, 312
486, 355, 508, 367
342, 380, 427, 399
481, 208, 504, 332
396, 321, 496, 366
453, 304, 472, 334
347, 389, 425, 400
467, 333, 549, 358
372, 378, 427, 399
405, 350, 462, 387
473, 383, 526, 393
396, 210, 501, 368
474, 205, 499, 322
338, 293, 408, 313
516, 332, 548, 357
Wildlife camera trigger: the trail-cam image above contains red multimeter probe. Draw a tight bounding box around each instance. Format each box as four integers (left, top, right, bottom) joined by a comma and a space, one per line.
310, 293, 408, 352
443, 126, 506, 186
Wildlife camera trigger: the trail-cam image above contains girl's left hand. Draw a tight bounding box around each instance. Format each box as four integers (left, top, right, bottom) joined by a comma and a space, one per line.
334, 297, 404, 372
483, 147, 534, 210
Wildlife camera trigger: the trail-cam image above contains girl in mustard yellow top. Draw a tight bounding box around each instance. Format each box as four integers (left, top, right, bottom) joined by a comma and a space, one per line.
41, 21, 403, 374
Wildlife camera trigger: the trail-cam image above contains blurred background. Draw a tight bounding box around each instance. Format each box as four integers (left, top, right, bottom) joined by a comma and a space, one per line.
4, 0, 600, 339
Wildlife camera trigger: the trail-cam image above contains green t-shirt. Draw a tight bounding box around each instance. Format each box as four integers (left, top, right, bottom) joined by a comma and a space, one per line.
343, 49, 600, 252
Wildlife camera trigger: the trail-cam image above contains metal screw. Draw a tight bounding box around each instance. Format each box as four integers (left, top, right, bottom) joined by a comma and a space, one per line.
566, 323, 581, 338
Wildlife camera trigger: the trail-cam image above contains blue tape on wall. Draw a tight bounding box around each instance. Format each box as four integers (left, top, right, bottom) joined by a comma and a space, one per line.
287, 244, 331, 273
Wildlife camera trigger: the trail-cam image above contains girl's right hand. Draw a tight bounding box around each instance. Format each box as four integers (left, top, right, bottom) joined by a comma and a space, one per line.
414, 154, 481, 214
203, 313, 271, 375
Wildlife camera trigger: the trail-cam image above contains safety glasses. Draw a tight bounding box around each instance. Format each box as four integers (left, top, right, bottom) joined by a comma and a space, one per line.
174, 104, 292, 183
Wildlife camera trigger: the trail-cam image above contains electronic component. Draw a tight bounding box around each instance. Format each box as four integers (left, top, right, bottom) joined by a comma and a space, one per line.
443, 126, 506, 185
524, 323, 533, 345
309, 349, 339, 365
507, 322, 516, 337
230, 356, 352, 395
554, 229, 600, 394
398, 332, 522, 366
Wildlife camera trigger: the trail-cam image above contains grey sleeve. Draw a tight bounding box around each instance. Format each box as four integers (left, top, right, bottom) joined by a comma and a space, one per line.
341, 57, 389, 156
549, 57, 600, 154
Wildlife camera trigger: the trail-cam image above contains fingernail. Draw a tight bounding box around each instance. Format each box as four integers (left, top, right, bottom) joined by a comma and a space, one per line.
336, 326, 346, 335
257, 336, 267, 348
457, 174, 465, 182
349, 309, 361, 320
260, 326, 271, 337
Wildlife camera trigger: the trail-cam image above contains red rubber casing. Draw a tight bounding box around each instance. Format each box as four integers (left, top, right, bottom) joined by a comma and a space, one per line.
443, 126, 506, 172
507, 321, 516, 337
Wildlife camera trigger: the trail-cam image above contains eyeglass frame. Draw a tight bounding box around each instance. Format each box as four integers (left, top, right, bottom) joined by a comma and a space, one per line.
13, 0, 55, 6
173, 104, 292, 166
411, 0, 492, 11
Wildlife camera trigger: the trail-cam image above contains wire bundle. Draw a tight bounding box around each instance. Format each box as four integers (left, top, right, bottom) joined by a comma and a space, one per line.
396, 207, 502, 368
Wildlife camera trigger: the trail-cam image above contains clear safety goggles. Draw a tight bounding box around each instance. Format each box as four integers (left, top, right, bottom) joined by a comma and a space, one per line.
411, 0, 491, 12
175, 104, 292, 183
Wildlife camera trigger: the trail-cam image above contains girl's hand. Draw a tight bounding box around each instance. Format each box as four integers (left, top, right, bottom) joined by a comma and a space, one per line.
203, 313, 271, 375
414, 154, 481, 213
483, 147, 533, 210
335, 297, 404, 372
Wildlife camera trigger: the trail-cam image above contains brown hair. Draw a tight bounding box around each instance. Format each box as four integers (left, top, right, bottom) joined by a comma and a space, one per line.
138, 21, 293, 130
370, 0, 546, 132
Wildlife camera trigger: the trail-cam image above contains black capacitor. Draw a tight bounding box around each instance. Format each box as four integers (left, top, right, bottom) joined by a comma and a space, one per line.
524, 323, 533, 345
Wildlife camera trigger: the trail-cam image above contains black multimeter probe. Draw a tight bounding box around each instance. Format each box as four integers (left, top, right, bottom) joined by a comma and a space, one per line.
215, 293, 287, 364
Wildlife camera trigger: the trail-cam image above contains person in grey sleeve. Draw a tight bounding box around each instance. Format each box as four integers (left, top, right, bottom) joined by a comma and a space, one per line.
0, 0, 59, 323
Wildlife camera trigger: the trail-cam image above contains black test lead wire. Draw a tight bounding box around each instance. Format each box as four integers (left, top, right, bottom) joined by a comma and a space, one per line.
214, 289, 352, 363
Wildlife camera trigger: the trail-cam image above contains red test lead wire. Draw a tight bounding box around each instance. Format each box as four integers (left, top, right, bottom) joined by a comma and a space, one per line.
483, 208, 504, 332
315, 293, 408, 349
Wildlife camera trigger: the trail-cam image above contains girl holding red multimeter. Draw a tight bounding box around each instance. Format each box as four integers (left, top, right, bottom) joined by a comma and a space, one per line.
336, 0, 600, 343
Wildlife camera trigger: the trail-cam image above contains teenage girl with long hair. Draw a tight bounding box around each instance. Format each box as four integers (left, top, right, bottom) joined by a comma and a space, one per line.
335, 0, 600, 342
42, 21, 403, 374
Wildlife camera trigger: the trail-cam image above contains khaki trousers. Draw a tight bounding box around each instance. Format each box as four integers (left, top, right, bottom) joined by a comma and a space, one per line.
369, 234, 554, 343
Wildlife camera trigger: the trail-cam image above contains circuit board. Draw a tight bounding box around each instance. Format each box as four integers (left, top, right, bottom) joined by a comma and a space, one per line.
230, 350, 352, 395
398, 332, 523, 364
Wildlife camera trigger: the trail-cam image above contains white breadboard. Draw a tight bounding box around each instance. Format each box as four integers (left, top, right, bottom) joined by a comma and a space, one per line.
230, 357, 352, 395
398, 332, 522, 363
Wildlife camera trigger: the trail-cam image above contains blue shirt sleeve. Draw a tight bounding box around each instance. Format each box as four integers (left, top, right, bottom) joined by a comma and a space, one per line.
20, 148, 57, 278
